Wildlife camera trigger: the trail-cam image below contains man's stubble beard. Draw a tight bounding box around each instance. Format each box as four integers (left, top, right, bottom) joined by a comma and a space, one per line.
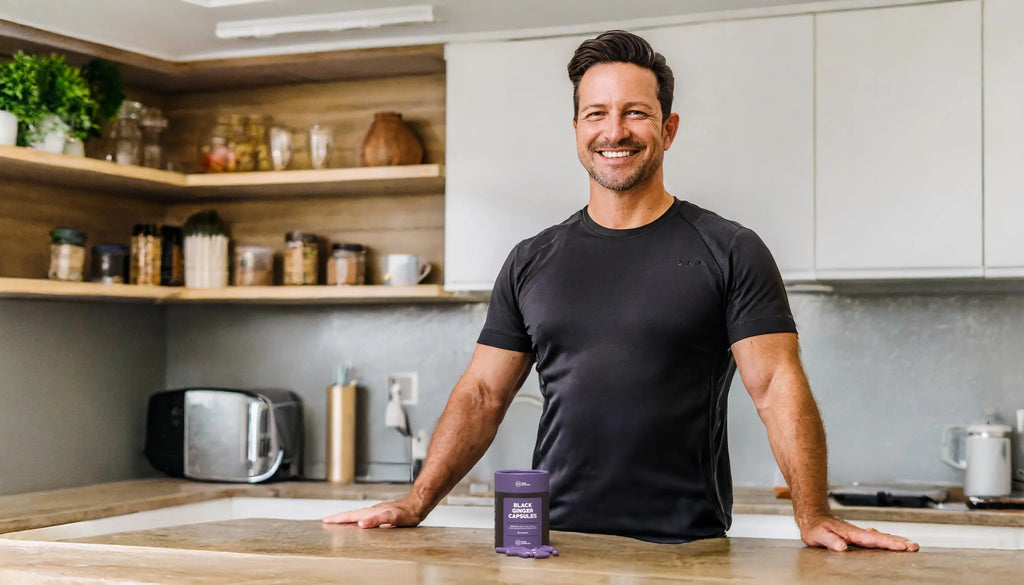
583, 148, 663, 192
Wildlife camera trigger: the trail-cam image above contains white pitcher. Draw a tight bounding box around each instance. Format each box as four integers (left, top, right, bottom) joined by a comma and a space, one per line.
942, 423, 1013, 497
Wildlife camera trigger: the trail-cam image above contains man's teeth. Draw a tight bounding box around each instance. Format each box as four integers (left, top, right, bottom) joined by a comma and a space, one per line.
600, 151, 634, 158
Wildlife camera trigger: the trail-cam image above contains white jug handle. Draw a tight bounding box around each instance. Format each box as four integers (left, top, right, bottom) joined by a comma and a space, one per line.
941, 425, 968, 470
418, 261, 432, 283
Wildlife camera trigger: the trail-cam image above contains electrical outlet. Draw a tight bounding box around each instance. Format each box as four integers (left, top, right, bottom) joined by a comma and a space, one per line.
387, 372, 418, 405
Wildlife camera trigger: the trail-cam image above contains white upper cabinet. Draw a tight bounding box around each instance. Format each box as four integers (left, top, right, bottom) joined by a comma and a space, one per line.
647, 16, 814, 281
444, 37, 588, 291
983, 0, 1024, 275
814, 1, 983, 278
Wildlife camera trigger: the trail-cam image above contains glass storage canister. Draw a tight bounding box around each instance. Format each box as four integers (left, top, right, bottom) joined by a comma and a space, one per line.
327, 243, 366, 285
284, 231, 318, 285
130, 224, 162, 285
49, 228, 86, 281
160, 226, 184, 286
90, 244, 128, 284
234, 245, 274, 286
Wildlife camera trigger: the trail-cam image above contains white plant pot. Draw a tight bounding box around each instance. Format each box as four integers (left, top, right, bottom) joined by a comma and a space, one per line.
63, 137, 85, 157
0, 110, 17, 146
28, 114, 70, 154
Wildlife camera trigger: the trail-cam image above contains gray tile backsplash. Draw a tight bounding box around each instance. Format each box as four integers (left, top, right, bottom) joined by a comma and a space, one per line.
4, 289, 1024, 495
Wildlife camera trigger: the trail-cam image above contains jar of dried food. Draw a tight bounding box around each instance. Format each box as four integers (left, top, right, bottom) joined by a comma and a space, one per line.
200, 116, 237, 173
160, 226, 184, 286
90, 244, 128, 284
327, 243, 366, 285
48, 228, 86, 281
234, 246, 274, 286
284, 231, 318, 285
130, 224, 162, 285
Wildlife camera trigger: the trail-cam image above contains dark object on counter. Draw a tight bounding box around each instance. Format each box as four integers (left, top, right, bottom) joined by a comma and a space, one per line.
495, 470, 549, 548
130, 224, 161, 285
159, 226, 183, 286
48, 228, 87, 281
829, 484, 948, 508
90, 244, 128, 284
144, 387, 304, 483
966, 493, 1024, 510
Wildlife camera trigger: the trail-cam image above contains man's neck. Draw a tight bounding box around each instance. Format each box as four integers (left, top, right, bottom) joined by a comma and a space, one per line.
587, 182, 675, 230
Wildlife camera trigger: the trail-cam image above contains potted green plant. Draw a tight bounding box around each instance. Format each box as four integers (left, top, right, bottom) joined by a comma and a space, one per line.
0, 52, 97, 152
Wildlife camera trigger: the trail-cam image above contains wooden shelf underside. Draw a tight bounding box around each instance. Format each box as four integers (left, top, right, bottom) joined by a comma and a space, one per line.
0, 278, 483, 305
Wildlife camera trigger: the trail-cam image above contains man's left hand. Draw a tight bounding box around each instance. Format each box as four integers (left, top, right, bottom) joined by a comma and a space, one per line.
799, 515, 920, 552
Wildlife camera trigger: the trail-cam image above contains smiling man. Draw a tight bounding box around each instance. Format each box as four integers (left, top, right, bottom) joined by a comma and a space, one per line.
324, 30, 918, 552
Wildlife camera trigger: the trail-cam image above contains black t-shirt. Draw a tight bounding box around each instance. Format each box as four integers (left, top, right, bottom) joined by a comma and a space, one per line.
477, 198, 797, 543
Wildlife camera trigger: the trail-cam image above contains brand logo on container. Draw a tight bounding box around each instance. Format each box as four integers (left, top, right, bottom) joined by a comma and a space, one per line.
515, 480, 531, 488
515, 539, 527, 546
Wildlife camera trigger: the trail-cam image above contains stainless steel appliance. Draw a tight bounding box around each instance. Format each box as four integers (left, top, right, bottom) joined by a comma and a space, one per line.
144, 388, 303, 483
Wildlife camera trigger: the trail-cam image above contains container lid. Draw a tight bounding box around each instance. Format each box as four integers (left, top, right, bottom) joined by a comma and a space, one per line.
50, 228, 86, 246
235, 245, 274, 256
132, 224, 159, 236
967, 423, 1012, 437
331, 243, 366, 252
92, 244, 128, 255
160, 225, 182, 239
286, 231, 318, 243
495, 470, 549, 493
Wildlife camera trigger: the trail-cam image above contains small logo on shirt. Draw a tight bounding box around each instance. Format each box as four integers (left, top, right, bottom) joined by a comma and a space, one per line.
677, 259, 703, 267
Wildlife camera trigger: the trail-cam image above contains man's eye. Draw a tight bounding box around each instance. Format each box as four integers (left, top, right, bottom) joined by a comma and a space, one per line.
627, 110, 649, 118
585, 111, 604, 119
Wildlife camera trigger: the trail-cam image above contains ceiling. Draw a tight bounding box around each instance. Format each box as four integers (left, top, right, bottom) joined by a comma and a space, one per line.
0, 0, 851, 62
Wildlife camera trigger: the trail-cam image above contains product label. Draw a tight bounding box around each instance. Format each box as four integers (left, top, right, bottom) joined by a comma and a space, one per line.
503, 497, 542, 547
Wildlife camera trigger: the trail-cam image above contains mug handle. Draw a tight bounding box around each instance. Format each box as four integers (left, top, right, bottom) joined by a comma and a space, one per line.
418, 261, 432, 283
941, 425, 968, 470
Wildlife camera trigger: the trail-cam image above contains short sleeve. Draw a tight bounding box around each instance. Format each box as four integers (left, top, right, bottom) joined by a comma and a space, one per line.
724, 228, 797, 344
477, 246, 534, 353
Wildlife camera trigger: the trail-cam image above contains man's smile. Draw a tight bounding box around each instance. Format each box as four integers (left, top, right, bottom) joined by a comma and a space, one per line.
598, 149, 639, 158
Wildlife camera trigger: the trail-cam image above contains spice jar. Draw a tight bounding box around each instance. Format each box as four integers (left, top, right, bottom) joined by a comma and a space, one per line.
90, 244, 128, 284
48, 228, 86, 281
284, 231, 318, 285
130, 224, 162, 285
160, 226, 184, 286
327, 243, 366, 285
234, 246, 274, 286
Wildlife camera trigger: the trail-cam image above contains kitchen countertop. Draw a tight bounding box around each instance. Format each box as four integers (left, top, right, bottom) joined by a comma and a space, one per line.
1, 478, 1021, 535
1, 479, 1024, 584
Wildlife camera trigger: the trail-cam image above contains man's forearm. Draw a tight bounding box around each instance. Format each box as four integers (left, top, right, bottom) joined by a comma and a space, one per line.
758, 370, 832, 527
404, 378, 513, 517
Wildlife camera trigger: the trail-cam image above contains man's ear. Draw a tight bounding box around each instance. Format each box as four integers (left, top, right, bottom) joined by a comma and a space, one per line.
662, 112, 680, 150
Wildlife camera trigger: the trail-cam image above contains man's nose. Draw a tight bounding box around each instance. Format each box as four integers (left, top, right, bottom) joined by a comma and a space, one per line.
601, 114, 631, 144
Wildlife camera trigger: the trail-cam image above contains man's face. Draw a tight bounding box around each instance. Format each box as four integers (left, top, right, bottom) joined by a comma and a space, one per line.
574, 62, 677, 192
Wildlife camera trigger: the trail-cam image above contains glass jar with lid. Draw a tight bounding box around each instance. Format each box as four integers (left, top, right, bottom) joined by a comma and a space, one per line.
283, 231, 318, 285
48, 228, 87, 281
91, 244, 128, 284
327, 243, 366, 285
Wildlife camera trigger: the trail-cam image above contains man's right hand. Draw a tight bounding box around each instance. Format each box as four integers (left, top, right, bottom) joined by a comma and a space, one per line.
322, 498, 426, 528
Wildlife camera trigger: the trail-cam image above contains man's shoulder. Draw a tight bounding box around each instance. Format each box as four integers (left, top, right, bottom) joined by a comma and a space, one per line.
511, 209, 585, 256
671, 199, 747, 241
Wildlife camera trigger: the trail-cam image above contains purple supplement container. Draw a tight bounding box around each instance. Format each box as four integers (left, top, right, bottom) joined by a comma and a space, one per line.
494, 469, 549, 548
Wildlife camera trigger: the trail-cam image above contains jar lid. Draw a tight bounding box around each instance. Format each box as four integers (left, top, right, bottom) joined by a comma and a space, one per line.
160, 225, 182, 239
331, 243, 366, 252
50, 228, 86, 246
235, 245, 274, 255
92, 244, 128, 255
967, 424, 1012, 437
494, 470, 549, 493
286, 231, 318, 244
132, 224, 159, 236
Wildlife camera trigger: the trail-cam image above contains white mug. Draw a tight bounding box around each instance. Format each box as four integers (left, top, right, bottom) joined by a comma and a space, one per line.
380, 254, 431, 286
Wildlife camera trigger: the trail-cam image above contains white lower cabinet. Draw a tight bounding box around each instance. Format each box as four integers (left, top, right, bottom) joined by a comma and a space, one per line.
814, 1, 983, 278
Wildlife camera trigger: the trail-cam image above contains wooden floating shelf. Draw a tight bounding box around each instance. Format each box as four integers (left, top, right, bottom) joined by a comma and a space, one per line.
0, 278, 483, 305
0, 145, 445, 200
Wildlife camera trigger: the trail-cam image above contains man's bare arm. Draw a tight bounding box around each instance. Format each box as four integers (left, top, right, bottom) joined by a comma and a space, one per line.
323, 343, 533, 527
732, 332, 918, 552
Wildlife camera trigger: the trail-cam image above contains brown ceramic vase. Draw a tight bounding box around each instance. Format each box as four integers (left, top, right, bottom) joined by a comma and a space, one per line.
358, 112, 425, 167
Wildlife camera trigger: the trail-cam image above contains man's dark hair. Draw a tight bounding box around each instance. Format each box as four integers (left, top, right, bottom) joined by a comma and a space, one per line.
567, 30, 674, 120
